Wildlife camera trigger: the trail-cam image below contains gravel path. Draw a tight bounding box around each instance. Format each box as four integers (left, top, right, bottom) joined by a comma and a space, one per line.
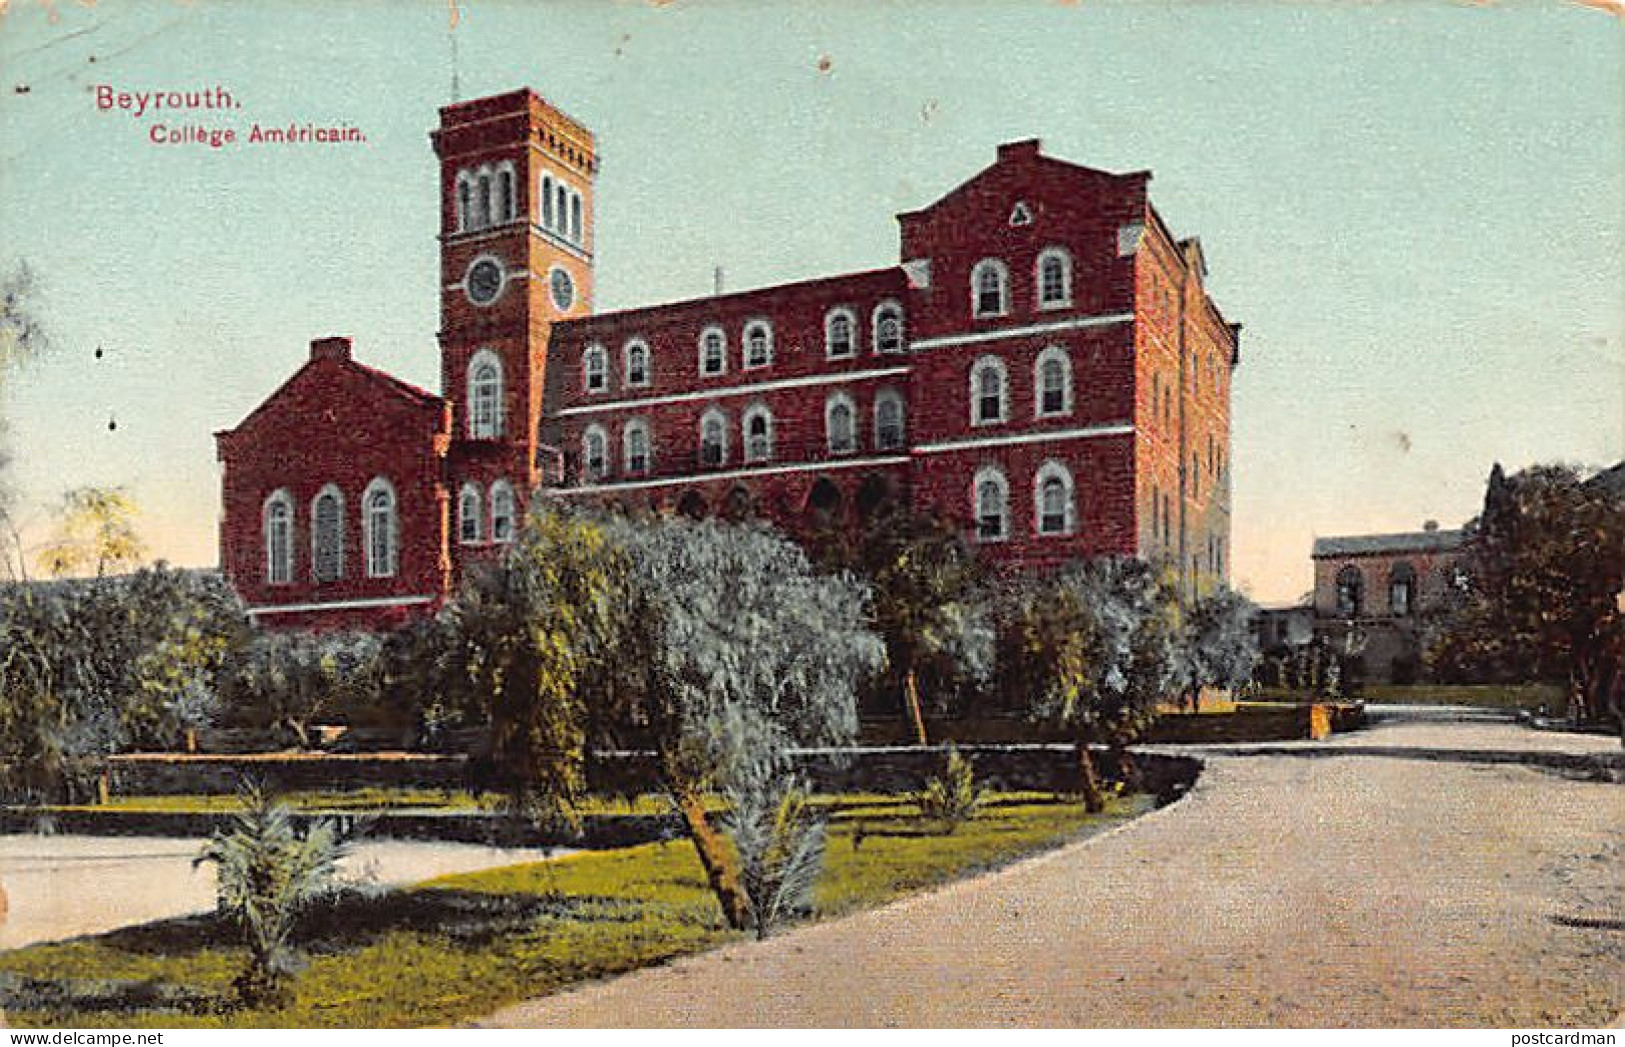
481, 721, 1623, 1028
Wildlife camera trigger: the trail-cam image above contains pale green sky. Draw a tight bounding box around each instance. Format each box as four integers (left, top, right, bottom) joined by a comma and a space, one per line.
0, 0, 1620, 602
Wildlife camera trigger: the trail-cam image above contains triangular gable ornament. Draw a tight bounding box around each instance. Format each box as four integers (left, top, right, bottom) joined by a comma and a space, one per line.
1008, 201, 1033, 227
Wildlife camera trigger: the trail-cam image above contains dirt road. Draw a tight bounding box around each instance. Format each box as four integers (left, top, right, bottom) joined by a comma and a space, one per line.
482, 717, 1623, 1028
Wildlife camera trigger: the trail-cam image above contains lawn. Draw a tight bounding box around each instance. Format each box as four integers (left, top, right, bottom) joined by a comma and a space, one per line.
1251, 683, 1565, 712
0, 791, 1154, 1028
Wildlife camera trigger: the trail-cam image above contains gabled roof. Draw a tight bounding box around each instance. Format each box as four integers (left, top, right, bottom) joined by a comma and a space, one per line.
1586, 460, 1625, 496
896, 141, 1147, 224
1312, 530, 1465, 559
217, 346, 443, 441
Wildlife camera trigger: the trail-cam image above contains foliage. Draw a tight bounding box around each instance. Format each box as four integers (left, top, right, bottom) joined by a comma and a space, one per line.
0, 262, 51, 581
193, 786, 353, 1008
1428, 463, 1624, 725
1182, 585, 1260, 704
219, 630, 381, 749
911, 744, 983, 832
36, 486, 148, 579
721, 760, 827, 940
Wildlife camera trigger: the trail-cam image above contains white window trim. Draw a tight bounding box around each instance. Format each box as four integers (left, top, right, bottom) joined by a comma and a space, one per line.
458, 483, 484, 545
742, 319, 774, 370
490, 480, 517, 543
623, 419, 652, 475
871, 299, 905, 355
623, 338, 652, 389
969, 354, 1009, 427
825, 391, 858, 456
972, 465, 1010, 544
582, 423, 609, 481
971, 258, 1010, 319
698, 325, 728, 377
582, 343, 609, 395
263, 489, 294, 586
467, 348, 505, 438
742, 403, 774, 464
362, 477, 398, 579
1035, 246, 1073, 310
1033, 459, 1076, 537
310, 484, 345, 582
559, 364, 911, 417
873, 388, 906, 451
699, 407, 729, 467
825, 307, 857, 360
1034, 344, 1073, 419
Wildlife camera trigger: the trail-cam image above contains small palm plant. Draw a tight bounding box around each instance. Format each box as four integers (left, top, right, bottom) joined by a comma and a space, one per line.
194, 784, 352, 1008
722, 761, 827, 941
913, 744, 983, 834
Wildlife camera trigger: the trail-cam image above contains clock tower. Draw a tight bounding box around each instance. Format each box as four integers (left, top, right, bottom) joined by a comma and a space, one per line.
431, 89, 596, 566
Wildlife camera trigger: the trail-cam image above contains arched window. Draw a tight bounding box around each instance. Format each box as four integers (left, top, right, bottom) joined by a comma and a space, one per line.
1034, 461, 1075, 536
623, 420, 651, 475
582, 424, 608, 481
970, 355, 1008, 425
555, 184, 568, 235
743, 404, 774, 463
1335, 565, 1364, 617
490, 480, 516, 543
474, 170, 492, 229
456, 175, 472, 233
826, 392, 856, 455
624, 340, 650, 388
1036, 247, 1072, 309
467, 350, 503, 438
311, 485, 344, 582
583, 344, 608, 393
458, 483, 483, 545
873, 301, 904, 354
825, 308, 856, 359
263, 490, 294, 585
363, 478, 398, 579
971, 259, 1009, 318
1035, 345, 1072, 418
542, 175, 555, 228
699, 409, 728, 467
698, 326, 727, 376
973, 466, 1009, 542
1389, 562, 1417, 617
743, 320, 773, 369
570, 193, 583, 242
874, 388, 906, 450
496, 166, 515, 223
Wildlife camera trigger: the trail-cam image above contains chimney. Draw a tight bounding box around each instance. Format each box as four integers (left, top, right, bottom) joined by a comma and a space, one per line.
997, 138, 1042, 162
1423, 520, 1439, 532
311, 336, 352, 363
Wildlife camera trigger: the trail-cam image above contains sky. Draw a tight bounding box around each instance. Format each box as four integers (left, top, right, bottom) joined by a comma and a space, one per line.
0, 0, 1620, 603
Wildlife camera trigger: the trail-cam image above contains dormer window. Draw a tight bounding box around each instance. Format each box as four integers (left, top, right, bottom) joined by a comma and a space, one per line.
971, 259, 1009, 318
743, 320, 773, 369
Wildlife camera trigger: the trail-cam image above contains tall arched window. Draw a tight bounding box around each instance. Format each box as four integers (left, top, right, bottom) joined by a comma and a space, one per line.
700, 409, 728, 467
1389, 562, 1417, 617
743, 320, 773, 369
1034, 461, 1075, 536
874, 389, 906, 450
583, 344, 608, 393
973, 466, 1009, 542
623, 419, 651, 475
264, 490, 293, 585
582, 424, 608, 481
363, 478, 398, 579
496, 166, 515, 223
826, 392, 856, 455
570, 193, 583, 242
555, 184, 568, 234
1035, 247, 1072, 309
490, 480, 516, 543
1336, 565, 1364, 617
825, 308, 856, 359
624, 340, 650, 388
971, 259, 1009, 318
699, 326, 727, 376
458, 483, 483, 545
873, 301, 904, 354
456, 175, 472, 233
542, 174, 554, 228
468, 350, 503, 438
1035, 345, 1072, 418
970, 355, 1008, 425
311, 485, 344, 582
743, 404, 774, 463
474, 170, 492, 229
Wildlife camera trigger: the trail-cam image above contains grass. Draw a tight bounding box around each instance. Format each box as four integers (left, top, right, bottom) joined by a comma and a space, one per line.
0, 790, 1153, 1028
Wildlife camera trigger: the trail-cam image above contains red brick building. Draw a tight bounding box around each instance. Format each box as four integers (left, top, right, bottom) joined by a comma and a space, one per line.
216, 87, 1239, 630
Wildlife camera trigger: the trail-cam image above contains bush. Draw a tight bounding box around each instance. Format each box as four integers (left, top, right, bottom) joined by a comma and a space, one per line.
912, 745, 983, 833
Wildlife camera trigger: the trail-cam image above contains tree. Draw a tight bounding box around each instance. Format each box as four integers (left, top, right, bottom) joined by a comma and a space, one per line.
1430, 463, 1625, 731
221, 630, 383, 750
721, 756, 827, 940
1182, 585, 1260, 710
195, 786, 353, 1007
36, 486, 148, 578
0, 261, 53, 582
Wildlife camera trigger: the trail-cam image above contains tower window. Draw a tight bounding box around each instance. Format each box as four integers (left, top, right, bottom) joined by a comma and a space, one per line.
263, 490, 293, 585
1035, 461, 1075, 536
699, 327, 727, 377
1035, 345, 1072, 418
542, 175, 554, 228
625, 340, 650, 388
571, 193, 583, 243
490, 481, 516, 543
474, 171, 492, 229
468, 351, 503, 438
456, 177, 472, 233
583, 425, 608, 481
700, 409, 727, 467
311, 486, 344, 582
743, 405, 774, 463
826, 392, 856, 455
458, 483, 483, 544
971, 259, 1009, 318
1036, 247, 1072, 309
825, 308, 856, 359
583, 344, 608, 393
873, 301, 905, 354
556, 184, 568, 236
363, 478, 398, 579
973, 467, 1009, 542
874, 389, 906, 450
970, 355, 1008, 425
624, 420, 651, 475
496, 166, 515, 223
743, 321, 773, 369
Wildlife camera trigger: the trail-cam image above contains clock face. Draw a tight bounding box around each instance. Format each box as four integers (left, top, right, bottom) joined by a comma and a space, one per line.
466, 257, 504, 306
550, 267, 575, 312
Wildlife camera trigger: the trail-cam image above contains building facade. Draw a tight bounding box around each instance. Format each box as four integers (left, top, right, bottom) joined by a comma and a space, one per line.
1309, 523, 1466, 686
216, 87, 1239, 631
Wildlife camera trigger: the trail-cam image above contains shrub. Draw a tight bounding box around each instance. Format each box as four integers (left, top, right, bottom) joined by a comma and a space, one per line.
722, 760, 827, 941
913, 745, 983, 833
